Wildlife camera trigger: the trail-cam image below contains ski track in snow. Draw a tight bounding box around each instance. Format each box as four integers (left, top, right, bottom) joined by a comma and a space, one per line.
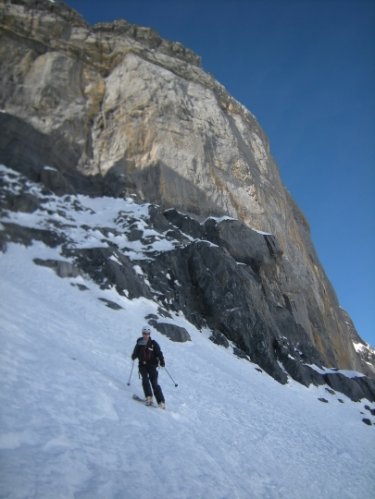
0, 167, 375, 498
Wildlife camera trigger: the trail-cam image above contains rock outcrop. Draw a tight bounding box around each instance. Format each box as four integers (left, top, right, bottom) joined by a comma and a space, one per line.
0, 0, 373, 379
1, 164, 374, 401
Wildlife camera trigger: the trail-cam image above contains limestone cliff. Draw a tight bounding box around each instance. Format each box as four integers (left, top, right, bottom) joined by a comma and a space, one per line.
0, 0, 373, 377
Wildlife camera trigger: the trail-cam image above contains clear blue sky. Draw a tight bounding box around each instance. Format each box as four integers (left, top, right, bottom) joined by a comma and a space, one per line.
67, 0, 375, 347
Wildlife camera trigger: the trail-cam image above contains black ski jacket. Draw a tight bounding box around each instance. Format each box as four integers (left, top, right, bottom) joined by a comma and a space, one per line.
131, 337, 165, 367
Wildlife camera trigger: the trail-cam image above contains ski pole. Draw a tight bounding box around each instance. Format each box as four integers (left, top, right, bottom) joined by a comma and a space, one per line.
164, 367, 178, 387
127, 360, 135, 386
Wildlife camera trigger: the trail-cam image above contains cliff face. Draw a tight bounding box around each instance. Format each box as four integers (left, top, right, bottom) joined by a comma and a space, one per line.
0, 0, 373, 377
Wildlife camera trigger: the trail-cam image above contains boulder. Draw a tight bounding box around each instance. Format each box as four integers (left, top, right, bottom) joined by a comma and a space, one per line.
149, 321, 191, 342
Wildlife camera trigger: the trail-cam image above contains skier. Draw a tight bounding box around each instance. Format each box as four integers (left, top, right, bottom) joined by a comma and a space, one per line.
131, 326, 166, 409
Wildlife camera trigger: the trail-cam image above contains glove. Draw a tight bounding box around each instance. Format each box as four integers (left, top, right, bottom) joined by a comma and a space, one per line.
159, 360, 165, 367
131, 354, 136, 361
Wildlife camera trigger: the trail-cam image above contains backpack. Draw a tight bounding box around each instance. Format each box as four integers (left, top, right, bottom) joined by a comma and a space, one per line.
138, 338, 157, 364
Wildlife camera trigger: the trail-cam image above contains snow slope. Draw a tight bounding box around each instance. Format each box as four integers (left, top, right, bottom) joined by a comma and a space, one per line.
0, 165, 375, 498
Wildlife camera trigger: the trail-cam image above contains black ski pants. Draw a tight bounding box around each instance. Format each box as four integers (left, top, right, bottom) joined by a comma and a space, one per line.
139, 364, 165, 404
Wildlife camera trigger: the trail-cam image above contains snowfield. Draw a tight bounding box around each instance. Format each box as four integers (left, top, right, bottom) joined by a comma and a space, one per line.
1, 244, 375, 499
0, 164, 374, 498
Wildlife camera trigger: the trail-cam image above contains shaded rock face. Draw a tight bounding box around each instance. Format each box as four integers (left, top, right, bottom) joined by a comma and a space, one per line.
1, 165, 375, 401
0, 0, 372, 377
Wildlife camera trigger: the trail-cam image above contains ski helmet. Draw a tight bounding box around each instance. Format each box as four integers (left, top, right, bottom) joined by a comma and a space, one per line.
142, 326, 151, 335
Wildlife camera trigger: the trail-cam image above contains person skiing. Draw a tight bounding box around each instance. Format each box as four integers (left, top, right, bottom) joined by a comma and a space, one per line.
131, 326, 166, 409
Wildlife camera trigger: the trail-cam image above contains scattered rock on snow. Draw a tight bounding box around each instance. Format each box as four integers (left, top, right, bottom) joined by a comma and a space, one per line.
149, 321, 191, 342
362, 418, 372, 426
98, 298, 123, 310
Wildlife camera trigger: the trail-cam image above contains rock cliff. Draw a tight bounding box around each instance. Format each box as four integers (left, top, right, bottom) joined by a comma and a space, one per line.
0, 0, 374, 381
1, 164, 375, 401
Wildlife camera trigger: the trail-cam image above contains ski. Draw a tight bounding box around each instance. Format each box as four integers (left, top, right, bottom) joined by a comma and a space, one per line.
132, 394, 155, 407
132, 394, 165, 409
132, 393, 146, 403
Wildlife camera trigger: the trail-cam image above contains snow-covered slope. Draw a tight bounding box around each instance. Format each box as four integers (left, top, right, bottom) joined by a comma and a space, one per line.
0, 165, 375, 498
